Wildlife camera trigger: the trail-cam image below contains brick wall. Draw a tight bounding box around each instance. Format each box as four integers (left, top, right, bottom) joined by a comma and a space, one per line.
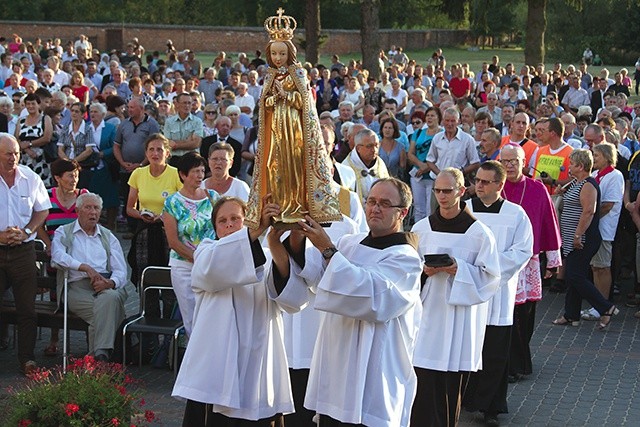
1, 21, 471, 57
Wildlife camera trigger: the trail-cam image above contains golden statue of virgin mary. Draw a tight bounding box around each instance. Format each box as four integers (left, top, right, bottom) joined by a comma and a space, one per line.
245, 8, 341, 229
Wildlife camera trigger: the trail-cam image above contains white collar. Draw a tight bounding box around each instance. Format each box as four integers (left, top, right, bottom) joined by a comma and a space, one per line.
68, 120, 87, 135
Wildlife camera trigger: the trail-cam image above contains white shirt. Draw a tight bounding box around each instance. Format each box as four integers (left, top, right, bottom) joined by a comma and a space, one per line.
52, 69, 70, 87
592, 169, 624, 241
0, 165, 51, 242
426, 128, 480, 178
51, 221, 128, 288
235, 93, 256, 115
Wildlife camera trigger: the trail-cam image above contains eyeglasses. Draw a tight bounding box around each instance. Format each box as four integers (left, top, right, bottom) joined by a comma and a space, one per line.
205, 111, 216, 115
411, 121, 422, 125
364, 198, 404, 209
474, 178, 498, 186
432, 188, 457, 195
499, 158, 521, 166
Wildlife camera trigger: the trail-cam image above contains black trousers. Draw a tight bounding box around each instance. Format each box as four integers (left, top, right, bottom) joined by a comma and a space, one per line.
285, 368, 316, 426
411, 367, 469, 427
463, 325, 511, 415
318, 415, 365, 427
182, 400, 284, 427
510, 301, 536, 376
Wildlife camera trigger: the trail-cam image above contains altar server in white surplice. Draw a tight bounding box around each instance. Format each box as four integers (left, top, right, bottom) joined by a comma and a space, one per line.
410, 168, 501, 427
461, 161, 533, 426
173, 196, 302, 427
281, 214, 360, 427
278, 178, 422, 427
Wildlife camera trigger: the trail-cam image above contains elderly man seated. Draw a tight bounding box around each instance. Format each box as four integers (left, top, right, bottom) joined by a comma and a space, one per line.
52, 192, 129, 362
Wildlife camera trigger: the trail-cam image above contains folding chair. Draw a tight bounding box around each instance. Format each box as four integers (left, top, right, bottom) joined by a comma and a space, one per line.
122, 266, 183, 377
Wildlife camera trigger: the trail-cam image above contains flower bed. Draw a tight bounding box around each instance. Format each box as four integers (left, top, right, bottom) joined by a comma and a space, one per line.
4, 356, 156, 427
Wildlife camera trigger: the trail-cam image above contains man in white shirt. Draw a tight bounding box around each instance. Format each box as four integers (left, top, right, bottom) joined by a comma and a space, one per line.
47, 56, 70, 87
0, 133, 51, 374
52, 192, 128, 362
234, 82, 256, 116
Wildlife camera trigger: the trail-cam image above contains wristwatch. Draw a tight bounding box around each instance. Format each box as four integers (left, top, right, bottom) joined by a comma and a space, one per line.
23, 227, 33, 237
321, 246, 338, 260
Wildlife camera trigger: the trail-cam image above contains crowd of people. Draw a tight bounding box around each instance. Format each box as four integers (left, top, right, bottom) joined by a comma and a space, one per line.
2, 29, 640, 426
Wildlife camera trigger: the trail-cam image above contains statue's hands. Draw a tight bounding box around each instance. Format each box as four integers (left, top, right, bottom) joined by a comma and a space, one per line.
274, 80, 286, 99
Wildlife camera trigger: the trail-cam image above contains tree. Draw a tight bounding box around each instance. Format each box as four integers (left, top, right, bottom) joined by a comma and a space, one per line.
305, 0, 321, 65
524, 0, 546, 64
360, 0, 381, 79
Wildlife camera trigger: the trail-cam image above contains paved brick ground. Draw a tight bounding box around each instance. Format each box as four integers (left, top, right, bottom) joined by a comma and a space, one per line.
2, 235, 640, 426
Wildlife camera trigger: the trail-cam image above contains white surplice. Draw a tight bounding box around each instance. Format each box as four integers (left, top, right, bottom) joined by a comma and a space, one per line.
466, 199, 534, 326
411, 212, 500, 372
279, 232, 423, 427
172, 228, 295, 420
280, 215, 360, 369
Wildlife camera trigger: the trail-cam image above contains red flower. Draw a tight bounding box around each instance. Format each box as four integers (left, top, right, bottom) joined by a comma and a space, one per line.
144, 410, 155, 422
139, 398, 146, 406
115, 384, 127, 395
111, 417, 120, 426
65, 403, 80, 416
18, 420, 32, 427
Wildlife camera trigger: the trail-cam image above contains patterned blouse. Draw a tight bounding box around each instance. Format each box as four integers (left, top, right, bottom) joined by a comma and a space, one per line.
163, 189, 220, 262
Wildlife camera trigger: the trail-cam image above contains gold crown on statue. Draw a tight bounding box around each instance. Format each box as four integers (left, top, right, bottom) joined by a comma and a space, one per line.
264, 8, 297, 41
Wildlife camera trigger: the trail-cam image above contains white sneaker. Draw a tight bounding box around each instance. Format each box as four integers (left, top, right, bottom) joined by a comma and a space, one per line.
581, 307, 600, 321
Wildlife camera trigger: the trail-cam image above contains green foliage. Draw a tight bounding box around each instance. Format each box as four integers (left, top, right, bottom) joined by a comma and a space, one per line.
545, 0, 640, 65
3, 356, 154, 427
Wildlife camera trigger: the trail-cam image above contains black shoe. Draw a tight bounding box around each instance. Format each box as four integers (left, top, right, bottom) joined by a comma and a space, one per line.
484, 413, 499, 426
95, 353, 109, 363
508, 373, 527, 383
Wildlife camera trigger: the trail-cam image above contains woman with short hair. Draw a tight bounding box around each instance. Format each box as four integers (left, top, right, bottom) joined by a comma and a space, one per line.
554, 149, 618, 330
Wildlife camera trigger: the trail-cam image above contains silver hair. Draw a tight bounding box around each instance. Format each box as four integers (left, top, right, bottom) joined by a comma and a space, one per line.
89, 102, 107, 116
76, 192, 103, 210
354, 128, 378, 146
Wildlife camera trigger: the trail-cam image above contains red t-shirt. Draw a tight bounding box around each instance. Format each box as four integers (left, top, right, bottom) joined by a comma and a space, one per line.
449, 77, 471, 98
71, 85, 90, 102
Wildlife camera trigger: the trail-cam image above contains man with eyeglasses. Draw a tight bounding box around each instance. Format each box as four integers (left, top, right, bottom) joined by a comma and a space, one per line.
462, 161, 533, 426
343, 128, 389, 202
410, 168, 500, 427
500, 144, 561, 385
277, 177, 422, 426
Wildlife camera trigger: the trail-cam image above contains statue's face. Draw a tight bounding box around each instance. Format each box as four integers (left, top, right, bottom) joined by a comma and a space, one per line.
270, 42, 288, 68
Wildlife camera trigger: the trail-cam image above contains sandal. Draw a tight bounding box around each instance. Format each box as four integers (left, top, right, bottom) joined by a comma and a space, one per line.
597, 306, 619, 330
44, 343, 58, 357
552, 316, 580, 326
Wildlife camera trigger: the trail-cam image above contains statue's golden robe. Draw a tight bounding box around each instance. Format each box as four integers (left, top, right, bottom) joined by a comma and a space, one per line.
245, 64, 341, 228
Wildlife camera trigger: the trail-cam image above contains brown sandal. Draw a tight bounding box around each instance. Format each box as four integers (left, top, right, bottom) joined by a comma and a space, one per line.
597, 306, 619, 330
552, 316, 580, 326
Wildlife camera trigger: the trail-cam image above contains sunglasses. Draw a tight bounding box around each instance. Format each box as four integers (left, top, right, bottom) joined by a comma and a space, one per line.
432, 188, 456, 195
474, 178, 498, 186
411, 121, 422, 125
